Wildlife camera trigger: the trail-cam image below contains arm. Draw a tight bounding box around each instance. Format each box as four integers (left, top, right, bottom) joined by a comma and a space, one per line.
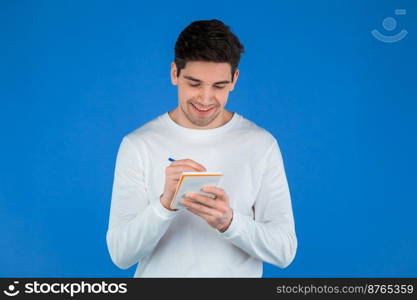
220, 139, 298, 268
106, 137, 177, 269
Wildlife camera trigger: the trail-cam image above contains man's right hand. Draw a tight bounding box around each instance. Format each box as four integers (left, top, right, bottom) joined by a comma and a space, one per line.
160, 159, 207, 211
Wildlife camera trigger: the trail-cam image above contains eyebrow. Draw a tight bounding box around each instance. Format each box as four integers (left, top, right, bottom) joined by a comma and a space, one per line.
183, 75, 230, 85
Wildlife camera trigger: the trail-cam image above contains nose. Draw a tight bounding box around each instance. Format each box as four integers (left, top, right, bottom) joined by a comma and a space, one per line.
198, 86, 215, 105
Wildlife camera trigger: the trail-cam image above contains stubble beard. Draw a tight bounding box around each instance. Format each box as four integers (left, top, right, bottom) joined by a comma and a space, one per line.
181, 101, 222, 127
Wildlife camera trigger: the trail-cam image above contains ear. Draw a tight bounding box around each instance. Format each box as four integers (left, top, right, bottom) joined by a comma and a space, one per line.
171, 62, 178, 85
229, 69, 239, 91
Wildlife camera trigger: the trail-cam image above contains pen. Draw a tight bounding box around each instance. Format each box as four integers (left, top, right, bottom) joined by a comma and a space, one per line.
168, 157, 175, 162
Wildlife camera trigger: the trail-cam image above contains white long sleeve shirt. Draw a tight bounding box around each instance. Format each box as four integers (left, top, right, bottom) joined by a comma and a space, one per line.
106, 111, 297, 277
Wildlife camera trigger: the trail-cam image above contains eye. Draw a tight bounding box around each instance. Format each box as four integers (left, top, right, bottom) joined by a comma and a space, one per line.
214, 85, 225, 89
189, 83, 200, 87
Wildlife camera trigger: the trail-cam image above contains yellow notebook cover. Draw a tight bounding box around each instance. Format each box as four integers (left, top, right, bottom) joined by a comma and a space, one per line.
169, 172, 223, 210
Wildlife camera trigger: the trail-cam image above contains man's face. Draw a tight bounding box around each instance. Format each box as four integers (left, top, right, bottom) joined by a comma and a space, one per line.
171, 61, 239, 128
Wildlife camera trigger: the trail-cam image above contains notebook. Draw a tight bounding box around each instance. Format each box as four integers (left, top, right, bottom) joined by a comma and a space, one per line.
169, 172, 223, 210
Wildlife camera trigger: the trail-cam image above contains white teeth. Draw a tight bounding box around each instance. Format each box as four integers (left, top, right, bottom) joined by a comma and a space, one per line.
193, 104, 212, 111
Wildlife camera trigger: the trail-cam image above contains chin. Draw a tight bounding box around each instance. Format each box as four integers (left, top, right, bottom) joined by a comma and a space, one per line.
196, 112, 223, 127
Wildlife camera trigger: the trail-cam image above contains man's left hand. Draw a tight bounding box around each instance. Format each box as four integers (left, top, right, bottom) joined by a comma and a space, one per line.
180, 186, 233, 233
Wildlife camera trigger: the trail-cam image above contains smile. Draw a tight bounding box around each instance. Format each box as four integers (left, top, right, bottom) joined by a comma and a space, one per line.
191, 103, 215, 114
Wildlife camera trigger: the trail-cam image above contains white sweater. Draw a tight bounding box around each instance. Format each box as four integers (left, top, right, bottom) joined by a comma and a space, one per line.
106, 112, 297, 277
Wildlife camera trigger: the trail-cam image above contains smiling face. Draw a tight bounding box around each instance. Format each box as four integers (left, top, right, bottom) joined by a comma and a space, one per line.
170, 61, 239, 129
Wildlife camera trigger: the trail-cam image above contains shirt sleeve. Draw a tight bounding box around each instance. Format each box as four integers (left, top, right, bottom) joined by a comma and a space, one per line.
220, 138, 298, 268
106, 137, 177, 270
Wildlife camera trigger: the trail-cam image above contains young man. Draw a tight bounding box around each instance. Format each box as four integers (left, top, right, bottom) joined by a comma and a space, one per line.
106, 19, 297, 277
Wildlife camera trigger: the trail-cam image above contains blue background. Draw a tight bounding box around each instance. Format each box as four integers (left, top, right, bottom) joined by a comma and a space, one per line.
1, 0, 416, 277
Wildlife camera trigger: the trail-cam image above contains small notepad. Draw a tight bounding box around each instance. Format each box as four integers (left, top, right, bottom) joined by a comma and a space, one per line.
169, 172, 223, 210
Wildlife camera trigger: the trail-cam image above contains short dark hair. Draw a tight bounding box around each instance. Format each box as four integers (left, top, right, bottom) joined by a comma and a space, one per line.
174, 19, 244, 82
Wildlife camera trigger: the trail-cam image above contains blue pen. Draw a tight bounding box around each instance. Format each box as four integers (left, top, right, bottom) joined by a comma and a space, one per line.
168, 157, 175, 162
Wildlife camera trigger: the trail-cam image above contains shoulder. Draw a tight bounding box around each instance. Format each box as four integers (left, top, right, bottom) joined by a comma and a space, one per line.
235, 113, 277, 148
121, 113, 166, 149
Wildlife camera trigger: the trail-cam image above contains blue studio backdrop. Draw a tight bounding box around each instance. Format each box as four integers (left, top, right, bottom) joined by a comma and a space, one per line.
1, 0, 416, 277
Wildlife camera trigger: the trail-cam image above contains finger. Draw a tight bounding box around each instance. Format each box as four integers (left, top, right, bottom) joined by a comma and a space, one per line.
171, 159, 206, 172
186, 207, 212, 220
184, 193, 218, 209
168, 166, 201, 177
170, 165, 200, 175
180, 199, 217, 216
201, 186, 227, 202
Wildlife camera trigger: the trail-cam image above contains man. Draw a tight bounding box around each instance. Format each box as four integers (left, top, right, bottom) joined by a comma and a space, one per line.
106, 19, 297, 277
